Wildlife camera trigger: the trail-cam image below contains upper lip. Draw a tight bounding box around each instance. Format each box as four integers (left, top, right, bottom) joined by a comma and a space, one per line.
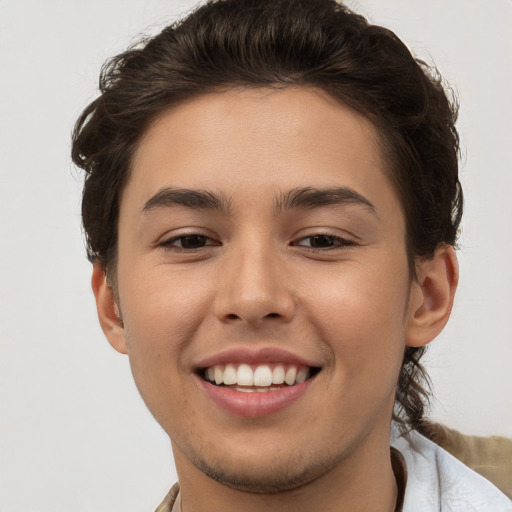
193, 346, 323, 370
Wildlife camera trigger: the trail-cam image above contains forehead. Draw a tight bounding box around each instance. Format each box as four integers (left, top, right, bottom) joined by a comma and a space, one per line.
123, 87, 398, 216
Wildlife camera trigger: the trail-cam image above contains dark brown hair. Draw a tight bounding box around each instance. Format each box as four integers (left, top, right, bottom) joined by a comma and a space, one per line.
72, 0, 462, 433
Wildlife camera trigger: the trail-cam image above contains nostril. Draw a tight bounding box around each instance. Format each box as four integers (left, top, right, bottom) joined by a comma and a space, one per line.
266, 312, 281, 318
226, 313, 239, 320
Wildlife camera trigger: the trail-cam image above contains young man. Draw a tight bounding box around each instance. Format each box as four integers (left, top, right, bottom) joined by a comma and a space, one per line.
72, 0, 512, 510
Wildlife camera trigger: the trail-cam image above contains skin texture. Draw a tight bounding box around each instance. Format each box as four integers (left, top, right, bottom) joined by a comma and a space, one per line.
92, 87, 458, 512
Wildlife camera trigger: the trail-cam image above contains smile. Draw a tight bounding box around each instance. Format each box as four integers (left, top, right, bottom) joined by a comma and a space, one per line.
202, 363, 316, 391
196, 358, 321, 417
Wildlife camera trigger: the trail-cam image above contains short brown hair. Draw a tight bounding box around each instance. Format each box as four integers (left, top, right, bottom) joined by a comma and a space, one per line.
72, 0, 462, 433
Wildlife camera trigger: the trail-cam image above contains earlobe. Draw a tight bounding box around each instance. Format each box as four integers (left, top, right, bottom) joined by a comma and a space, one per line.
406, 244, 459, 348
91, 261, 128, 354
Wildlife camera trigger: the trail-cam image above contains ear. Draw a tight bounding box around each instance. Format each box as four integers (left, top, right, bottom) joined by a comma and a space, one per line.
91, 260, 128, 354
406, 244, 459, 348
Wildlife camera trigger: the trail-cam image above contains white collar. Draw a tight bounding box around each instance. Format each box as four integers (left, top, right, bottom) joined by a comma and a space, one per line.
391, 428, 512, 511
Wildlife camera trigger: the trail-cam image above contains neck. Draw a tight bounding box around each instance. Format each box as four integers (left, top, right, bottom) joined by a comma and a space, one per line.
172, 426, 399, 512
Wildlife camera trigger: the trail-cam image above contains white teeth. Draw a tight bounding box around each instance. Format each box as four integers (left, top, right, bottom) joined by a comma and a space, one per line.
296, 367, 310, 384
253, 366, 273, 387
235, 387, 257, 393
237, 364, 254, 386
214, 366, 223, 385
284, 366, 297, 385
223, 364, 237, 385
272, 365, 285, 384
205, 363, 314, 387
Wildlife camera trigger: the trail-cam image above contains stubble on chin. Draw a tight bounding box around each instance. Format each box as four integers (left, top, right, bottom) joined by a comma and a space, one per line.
185, 445, 347, 494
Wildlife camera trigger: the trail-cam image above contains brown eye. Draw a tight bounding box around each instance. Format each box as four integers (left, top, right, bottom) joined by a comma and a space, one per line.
308, 235, 337, 248
293, 233, 355, 250
161, 234, 217, 250
178, 235, 209, 249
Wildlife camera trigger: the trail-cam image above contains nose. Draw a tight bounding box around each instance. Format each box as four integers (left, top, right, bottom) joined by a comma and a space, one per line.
213, 241, 296, 327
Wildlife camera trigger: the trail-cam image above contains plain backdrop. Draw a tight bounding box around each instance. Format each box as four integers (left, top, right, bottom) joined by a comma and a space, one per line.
0, 1, 511, 510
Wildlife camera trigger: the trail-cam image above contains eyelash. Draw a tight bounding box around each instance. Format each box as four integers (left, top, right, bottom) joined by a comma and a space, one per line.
292, 233, 356, 250
159, 232, 356, 252
159, 233, 220, 252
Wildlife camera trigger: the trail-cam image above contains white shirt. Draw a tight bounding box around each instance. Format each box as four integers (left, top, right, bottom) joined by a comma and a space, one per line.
392, 429, 512, 511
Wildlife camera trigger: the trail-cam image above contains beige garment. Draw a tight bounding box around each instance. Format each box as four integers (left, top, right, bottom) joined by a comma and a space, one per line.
419, 422, 512, 499
155, 482, 180, 512
154, 424, 512, 511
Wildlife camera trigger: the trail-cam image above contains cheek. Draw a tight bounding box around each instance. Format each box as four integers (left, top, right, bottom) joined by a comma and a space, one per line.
120, 265, 213, 344
304, 258, 410, 381
117, 267, 213, 398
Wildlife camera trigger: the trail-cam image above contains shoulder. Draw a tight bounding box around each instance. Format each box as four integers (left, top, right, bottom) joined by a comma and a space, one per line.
392, 428, 512, 511
421, 421, 512, 499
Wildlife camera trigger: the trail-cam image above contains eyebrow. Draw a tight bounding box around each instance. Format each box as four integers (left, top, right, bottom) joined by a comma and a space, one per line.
141, 185, 376, 217
274, 186, 376, 214
141, 187, 231, 214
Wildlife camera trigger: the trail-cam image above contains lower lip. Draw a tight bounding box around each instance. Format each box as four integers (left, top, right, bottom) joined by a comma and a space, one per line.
197, 376, 313, 418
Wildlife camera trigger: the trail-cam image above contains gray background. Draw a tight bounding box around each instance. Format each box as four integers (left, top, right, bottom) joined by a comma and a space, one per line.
1, 0, 511, 510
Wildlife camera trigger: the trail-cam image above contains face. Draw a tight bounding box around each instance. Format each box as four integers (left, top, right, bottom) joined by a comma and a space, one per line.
110, 87, 420, 491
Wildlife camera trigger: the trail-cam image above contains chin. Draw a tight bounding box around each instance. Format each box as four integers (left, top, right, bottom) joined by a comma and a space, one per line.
185, 442, 344, 494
